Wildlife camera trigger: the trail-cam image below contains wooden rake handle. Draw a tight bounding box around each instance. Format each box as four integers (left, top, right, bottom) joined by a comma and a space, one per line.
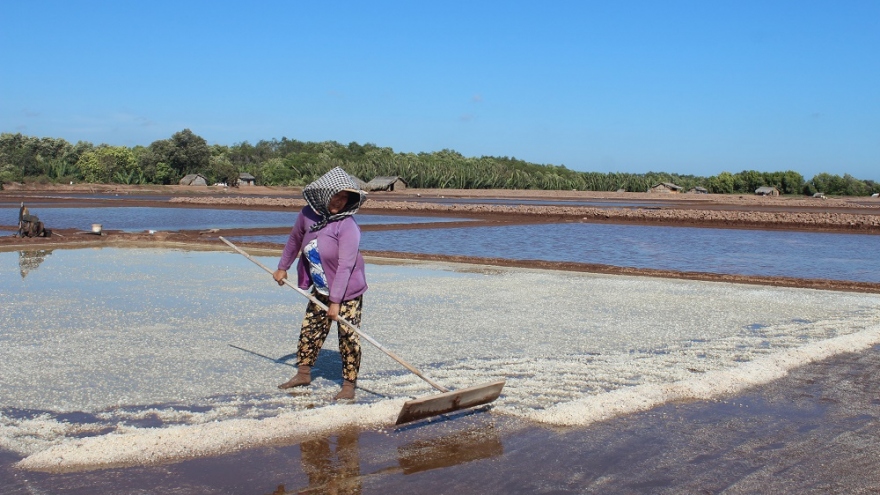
219, 237, 450, 393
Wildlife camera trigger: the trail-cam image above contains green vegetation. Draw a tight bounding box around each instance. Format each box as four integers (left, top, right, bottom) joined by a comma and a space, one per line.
1, 130, 877, 196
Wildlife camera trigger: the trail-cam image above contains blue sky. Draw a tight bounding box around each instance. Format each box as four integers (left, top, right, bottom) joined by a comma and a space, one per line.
2, 1, 878, 180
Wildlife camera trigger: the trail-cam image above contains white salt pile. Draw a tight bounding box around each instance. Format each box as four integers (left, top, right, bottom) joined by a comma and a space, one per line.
527, 324, 880, 426
1, 247, 878, 471
14, 400, 405, 472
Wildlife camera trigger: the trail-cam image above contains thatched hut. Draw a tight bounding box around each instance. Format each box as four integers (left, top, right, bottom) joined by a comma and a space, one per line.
648, 182, 682, 193
366, 176, 408, 192
755, 186, 780, 196
348, 174, 369, 190
239, 173, 256, 186
179, 174, 208, 186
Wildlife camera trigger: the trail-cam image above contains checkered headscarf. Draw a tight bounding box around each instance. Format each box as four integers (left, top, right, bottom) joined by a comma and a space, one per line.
302, 167, 367, 232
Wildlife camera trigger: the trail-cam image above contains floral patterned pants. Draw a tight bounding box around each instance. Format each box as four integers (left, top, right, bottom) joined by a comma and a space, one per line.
297, 293, 362, 382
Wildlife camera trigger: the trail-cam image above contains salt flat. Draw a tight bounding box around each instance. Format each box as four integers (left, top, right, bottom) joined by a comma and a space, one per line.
1, 247, 878, 471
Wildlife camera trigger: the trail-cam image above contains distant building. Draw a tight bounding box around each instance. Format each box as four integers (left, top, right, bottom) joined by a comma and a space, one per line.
688, 187, 708, 194
648, 182, 682, 193
366, 176, 408, 192
239, 173, 256, 186
179, 174, 208, 186
755, 186, 780, 196
348, 174, 369, 190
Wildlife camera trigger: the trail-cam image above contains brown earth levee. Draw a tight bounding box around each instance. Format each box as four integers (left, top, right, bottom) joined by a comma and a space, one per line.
163, 192, 880, 233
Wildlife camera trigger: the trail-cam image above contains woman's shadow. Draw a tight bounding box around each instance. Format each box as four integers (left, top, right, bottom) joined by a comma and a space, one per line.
228, 344, 341, 380
276, 349, 344, 382
229, 344, 389, 398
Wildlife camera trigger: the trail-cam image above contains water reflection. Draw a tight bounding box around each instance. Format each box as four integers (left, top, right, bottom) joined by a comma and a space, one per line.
298, 431, 362, 495
231, 223, 880, 283
360, 223, 880, 283
289, 424, 504, 493
18, 249, 52, 278
397, 425, 503, 474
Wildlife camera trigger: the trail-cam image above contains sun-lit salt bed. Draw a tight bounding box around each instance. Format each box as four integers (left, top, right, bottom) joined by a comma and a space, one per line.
1, 247, 878, 471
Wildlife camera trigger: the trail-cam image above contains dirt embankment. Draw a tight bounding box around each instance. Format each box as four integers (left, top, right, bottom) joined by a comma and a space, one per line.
166, 192, 880, 233
5, 182, 880, 234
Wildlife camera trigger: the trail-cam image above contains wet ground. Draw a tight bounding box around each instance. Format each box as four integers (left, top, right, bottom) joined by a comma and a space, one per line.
4, 346, 880, 494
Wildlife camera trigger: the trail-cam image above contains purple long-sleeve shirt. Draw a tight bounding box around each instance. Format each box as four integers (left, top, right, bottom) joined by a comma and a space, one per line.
278, 206, 367, 303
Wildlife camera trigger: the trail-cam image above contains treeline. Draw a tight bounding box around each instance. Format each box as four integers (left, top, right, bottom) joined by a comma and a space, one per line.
1, 130, 877, 196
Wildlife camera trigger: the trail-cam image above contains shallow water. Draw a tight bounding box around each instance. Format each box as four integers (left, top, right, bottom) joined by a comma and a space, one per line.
232, 222, 880, 283
2, 247, 879, 472
0, 206, 464, 232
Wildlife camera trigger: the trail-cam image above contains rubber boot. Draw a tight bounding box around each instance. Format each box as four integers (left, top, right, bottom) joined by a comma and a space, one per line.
278, 365, 311, 389
334, 380, 356, 401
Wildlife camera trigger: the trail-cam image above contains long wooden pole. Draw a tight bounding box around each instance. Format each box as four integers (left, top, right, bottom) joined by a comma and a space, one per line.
219, 237, 450, 393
